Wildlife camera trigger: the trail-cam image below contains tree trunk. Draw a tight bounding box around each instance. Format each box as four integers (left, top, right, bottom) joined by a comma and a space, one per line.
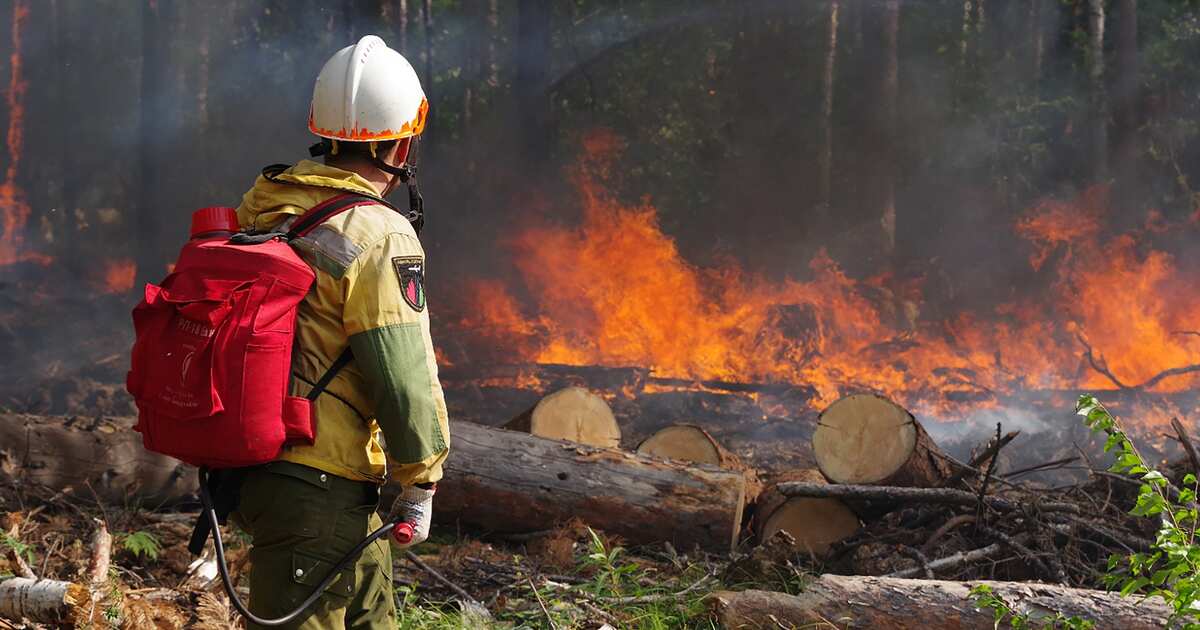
1029, 0, 1044, 84
437, 419, 747, 552
1113, 0, 1138, 205
486, 0, 499, 88
709, 577, 1172, 630
1087, 0, 1107, 181
812, 394, 953, 487
516, 0, 551, 166
0, 414, 195, 505
880, 0, 899, 255
137, 0, 175, 287
420, 0, 433, 153
752, 470, 859, 556
398, 0, 408, 53
503, 386, 621, 449
818, 0, 840, 216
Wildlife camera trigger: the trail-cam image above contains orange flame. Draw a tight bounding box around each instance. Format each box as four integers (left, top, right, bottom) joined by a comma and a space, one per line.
0, 0, 48, 268
458, 133, 1200, 422
100, 258, 137, 294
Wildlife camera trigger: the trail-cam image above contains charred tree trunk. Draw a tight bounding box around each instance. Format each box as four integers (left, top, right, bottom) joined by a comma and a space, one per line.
516, 0, 551, 166
818, 0, 840, 217
1087, 0, 1107, 181
812, 394, 953, 487
709, 577, 1172, 630
436, 420, 747, 552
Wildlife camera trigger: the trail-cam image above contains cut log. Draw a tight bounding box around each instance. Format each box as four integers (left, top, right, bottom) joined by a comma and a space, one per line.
435, 420, 746, 552
813, 393, 952, 486
709, 575, 1172, 630
504, 386, 622, 448
636, 424, 739, 468
0, 578, 94, 626
0, 414, 194, 505
752, 470, 859, 556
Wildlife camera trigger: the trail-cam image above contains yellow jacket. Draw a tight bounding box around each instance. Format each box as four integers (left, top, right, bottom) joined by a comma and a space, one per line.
236, 160, 449, 486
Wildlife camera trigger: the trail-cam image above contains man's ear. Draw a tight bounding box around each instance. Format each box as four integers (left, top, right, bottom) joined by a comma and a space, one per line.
389, 137, 412, 166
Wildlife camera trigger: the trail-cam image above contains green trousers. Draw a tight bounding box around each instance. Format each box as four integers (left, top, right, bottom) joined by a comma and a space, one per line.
232, 461, 395, 630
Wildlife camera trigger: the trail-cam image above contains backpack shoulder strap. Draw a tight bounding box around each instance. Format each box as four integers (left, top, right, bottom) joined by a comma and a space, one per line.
285, 193, 381, 241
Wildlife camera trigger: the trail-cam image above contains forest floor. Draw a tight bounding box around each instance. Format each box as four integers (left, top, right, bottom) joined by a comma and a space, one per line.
0, 477, 795, 629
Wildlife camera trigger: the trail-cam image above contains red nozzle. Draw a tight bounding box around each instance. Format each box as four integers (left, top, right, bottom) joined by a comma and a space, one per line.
391, 522, 415, 545
190, 206, 239, 238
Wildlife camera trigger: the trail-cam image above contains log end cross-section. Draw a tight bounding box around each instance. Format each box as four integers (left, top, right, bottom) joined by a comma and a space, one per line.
505, 386, 622, 449
813, 393, 951, 487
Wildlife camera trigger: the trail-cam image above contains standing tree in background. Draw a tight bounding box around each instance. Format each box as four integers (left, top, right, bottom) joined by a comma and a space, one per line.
516, 0, 551, 167
880, 0, 899, 255
1087, 0, 1107, 181
137, 0, 175, 285
1114, 0, 1139, 206
1029, 0, 1044, 84
818, 0, 840, 218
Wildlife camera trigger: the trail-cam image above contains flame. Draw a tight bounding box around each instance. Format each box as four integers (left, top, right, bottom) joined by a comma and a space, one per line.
0, 0, 46, 267
100, 258, 137, 294
456, 133, 1200, 422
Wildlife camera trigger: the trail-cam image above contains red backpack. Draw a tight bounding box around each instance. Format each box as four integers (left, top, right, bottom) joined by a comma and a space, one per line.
127, 194, 376, 468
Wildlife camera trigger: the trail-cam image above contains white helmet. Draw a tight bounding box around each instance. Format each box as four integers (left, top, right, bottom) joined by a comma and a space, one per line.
308, 35, 428, 142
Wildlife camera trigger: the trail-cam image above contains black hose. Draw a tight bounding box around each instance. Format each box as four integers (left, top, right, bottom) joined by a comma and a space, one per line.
199, 467, 398, 627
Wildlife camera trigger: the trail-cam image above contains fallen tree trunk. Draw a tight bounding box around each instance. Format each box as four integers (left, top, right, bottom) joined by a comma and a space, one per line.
436, 420, 747, 552
709, 575, 1172, 629
504, 386, 622, 448
776, 481, 1083, 515
752, 470, 859, 555
0, 578, 95, 626
813, 394, 953, 486
0, 414, 194, 504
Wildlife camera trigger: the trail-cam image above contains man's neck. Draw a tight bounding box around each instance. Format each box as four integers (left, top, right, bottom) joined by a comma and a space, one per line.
326, 157, 390, 197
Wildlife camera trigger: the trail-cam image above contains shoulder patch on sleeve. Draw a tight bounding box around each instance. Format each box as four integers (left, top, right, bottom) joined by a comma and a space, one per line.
392, 256, 426, 312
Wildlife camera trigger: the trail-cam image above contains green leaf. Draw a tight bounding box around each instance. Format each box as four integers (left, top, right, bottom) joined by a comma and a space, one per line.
1120, 577, 1151, 596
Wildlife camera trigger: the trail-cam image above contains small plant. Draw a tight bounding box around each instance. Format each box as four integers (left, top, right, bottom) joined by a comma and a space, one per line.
581, 527, 641, 597
970, 584, 1095, 629
117, 530, 161, 561
0, 531, 34, 567
1078, 394, 1200, 627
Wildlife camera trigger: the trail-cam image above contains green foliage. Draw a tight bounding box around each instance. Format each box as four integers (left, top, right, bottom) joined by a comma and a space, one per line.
1078, 394, 1200, 628
117, 530, 161, 562
0, 531, 35, 567
970, 584, 1095, 629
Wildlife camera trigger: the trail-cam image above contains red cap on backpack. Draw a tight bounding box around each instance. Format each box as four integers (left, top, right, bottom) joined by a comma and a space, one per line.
190, 207, 239, 238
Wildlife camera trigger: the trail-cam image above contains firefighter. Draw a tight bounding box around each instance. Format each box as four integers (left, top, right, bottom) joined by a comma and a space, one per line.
231, 35, 449, 629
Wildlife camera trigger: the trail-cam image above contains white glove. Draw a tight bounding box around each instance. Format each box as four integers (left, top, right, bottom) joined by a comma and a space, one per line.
387, 484, 435, 549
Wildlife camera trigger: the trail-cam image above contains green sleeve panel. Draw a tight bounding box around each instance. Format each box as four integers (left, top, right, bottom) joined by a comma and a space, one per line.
349, 323, 448, 465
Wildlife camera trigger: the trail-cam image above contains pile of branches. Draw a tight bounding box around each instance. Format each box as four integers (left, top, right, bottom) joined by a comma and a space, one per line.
791, 425, 1178, 588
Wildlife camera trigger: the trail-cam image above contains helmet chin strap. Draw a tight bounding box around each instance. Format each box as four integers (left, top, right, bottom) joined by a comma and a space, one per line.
307, 137, 426, 235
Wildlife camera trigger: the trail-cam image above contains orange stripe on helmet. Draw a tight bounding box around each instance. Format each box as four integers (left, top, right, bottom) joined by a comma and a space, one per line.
309, 98, 428, 141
